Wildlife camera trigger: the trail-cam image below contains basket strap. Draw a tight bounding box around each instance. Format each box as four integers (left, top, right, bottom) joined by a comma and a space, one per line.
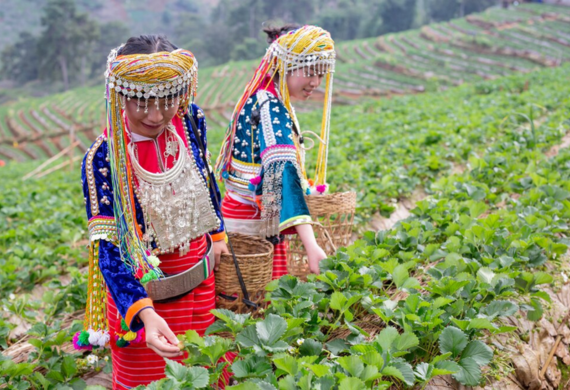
187, 114, 257, 310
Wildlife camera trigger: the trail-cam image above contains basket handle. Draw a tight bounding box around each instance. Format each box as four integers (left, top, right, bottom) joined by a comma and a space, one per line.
310, 221, 337, 254
188, 114, 257, 310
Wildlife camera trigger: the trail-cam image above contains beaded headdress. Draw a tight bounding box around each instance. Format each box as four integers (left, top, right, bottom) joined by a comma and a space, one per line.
216, 25, 335, 186
105, 48, 198, 279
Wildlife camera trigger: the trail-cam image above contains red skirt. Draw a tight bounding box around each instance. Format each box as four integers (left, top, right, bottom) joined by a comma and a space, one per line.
107, 235, 233, 389
221, 194, 288, 279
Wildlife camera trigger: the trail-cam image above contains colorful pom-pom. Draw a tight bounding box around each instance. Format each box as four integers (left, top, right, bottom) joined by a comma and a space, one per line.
147, 255, 161, 268
123, 331, 137, 341
121, 318, 129, 331
78, 330, 90, 346
134, 329, 145, 344
141, 270, 159, 283
116, 338, 128, 348
306, 188, 311, 195
98, 332, 110, 347
308, 179, 315, 187
73, 331, 92, 350
250, 176, 262, 186
134, 268, 143, 279
248, 183, 255, 191
316, 184, 327, 194
222, 171, 229, 179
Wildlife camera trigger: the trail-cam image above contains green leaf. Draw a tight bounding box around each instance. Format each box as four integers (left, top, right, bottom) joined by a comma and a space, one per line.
231, 356, 273, 379
531, 291, 551, 303
361, 351, 384, 369
391, 361, 415, 386
236, 325, 260, 348
481, 300, 518, 320
339, 377, 365, 390
431, 352, 452, 365
299, 339, 323, 357
360, 365, 382, 383
186, 367, 210, 388
381, 366, 405, 382
450, 318, 469, 330
467, 318, 497, 331
184, 330, 205, 347
326, 339, 349, 355
439, 326, 468, 358
201, 337, 233, 366
309, 364, 330, 378
274, 356, 299, 376
392, 265, 409, 288
477, 267, 495, 284
534, 272, 553, 286
228, 382, 262, 390
414, 362, 433, 381
453, 357, 482, 386
462, 341, 493, 366
527, 297, 544, 321
377, 326, 399, 352
278, 374, 297, 390
394, 332, 419, 351
256, 315, 287, 346
165, 359, 188, 382
337, 355, 364, 378
434, 360, 461, 375
62, 356, 77, 378
330, 291, 348, 311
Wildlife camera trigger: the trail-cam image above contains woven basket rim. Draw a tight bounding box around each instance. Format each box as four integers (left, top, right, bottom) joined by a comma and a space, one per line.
220, 232, 274, 259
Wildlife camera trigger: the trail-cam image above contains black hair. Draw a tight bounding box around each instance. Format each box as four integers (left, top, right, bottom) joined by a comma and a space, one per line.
262, 23, 300, 45
118, 35, 178, 56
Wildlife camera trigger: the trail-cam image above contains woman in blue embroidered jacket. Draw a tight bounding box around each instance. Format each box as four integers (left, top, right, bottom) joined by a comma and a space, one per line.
77, 36, 231, 389
216, 25, 336, 277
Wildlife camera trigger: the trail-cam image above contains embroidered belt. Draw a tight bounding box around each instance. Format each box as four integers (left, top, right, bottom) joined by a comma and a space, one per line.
145, 235, 214, 303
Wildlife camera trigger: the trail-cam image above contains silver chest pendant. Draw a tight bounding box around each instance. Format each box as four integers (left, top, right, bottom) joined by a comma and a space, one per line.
128, 125, 219, 255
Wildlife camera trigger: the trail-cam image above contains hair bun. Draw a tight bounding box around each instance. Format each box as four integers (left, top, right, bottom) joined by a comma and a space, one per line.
262, 23, 300, 45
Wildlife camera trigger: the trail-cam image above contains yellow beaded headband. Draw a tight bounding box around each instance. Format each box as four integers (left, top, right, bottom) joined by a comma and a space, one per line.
105, 48, 198, 114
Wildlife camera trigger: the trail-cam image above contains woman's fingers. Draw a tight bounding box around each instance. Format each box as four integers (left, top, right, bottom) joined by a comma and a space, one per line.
213, 241, 229, 271
147, 334, 181, 357
147, 342, 182, 358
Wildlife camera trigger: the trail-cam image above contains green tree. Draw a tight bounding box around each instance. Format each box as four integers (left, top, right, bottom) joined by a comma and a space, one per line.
36, 0, 100, 90
0, 32, 39, 84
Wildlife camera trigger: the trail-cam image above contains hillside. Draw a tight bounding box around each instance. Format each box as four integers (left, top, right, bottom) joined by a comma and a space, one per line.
1, 3, 569, 163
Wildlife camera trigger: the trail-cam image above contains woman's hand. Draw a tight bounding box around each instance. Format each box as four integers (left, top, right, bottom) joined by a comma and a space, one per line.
139, 308, 182, 358
295, 224, 328, 275
306, 243, 327, 274
213, 240, 229, 271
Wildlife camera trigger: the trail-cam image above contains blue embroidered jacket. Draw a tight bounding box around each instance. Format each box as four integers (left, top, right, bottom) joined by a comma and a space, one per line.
225, 90, 311, 233
81, 104, 224, 331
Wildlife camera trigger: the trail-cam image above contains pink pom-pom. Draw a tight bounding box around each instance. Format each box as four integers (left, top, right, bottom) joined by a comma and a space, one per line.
72, 331, 92, 351
134, 329, 145, 344
72, 332, 81, 350
316, 184, 327, 194
250, 176, 262, 186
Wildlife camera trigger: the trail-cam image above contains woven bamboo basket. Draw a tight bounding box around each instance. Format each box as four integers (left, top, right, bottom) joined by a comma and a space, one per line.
215, 232, 274, 314
287, 191, 357, 278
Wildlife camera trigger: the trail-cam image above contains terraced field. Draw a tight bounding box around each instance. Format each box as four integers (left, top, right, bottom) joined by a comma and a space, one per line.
1, 3, 569, 163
